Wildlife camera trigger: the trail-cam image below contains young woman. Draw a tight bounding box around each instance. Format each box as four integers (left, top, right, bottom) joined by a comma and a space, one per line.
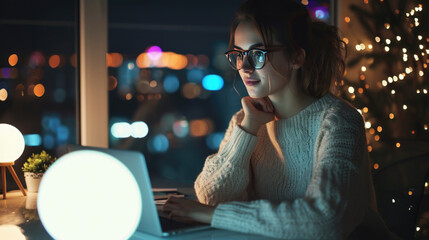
164, 0, 398, 239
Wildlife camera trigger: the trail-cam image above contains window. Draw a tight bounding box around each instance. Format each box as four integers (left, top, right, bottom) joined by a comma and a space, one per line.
0, 0, 77, 190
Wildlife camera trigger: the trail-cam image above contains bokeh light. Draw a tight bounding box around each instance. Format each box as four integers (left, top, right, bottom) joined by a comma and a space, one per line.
202, 74, 224, 91
147, 134, 169, 153
131, 121, 149, 138
206, 132, 224, 150
29, 51, 46, 68
49, 55, 61, 68
43, 134, 55, 149
190, 119, 214, 137
147, 46, 163, 61
182, 83, 201, 99
0, 88, 8, 101
57, 126, 69, 141
34, 84, 45, 97
53, 88, 66, 103
186, 54, 198, 68
197, 55, 210, 68
111, 122, 132, 138
70, 53, 77, 67
173, 120, 189, 138
163, 75, 180, 93
187, 68, 204, 83
108, 76, 118, 91
106, 53, 123, 68
136, 53, 151, 68
1, 68, 11, 78
24, 134, 42, 146
8, 54, 18, 66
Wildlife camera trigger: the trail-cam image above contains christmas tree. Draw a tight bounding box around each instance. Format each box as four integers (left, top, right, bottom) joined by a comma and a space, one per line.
339, 0, 428, 153
339, 1, 429, 238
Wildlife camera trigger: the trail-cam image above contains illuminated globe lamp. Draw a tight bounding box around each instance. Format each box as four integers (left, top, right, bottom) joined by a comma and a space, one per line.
0, 123, 27, 199
37, 150, 142, 240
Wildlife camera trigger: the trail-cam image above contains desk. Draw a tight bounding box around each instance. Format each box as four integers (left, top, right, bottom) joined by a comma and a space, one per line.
0, 190, 278, 240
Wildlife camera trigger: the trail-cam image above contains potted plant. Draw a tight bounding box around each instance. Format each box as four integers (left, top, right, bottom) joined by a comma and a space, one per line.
22, 150, 56, 193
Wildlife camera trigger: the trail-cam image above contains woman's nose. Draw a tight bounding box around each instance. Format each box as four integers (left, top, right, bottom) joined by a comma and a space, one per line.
241, 55, 254, 72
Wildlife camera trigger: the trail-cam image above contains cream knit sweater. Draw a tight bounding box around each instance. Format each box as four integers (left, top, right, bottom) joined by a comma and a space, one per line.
194, 94, 397, 239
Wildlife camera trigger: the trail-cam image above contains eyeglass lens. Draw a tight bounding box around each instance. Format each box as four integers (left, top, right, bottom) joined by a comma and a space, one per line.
228, 50, 266, 70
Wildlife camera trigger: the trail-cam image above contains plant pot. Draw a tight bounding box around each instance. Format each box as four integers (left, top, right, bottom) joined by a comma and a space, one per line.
24, 172, 44, 193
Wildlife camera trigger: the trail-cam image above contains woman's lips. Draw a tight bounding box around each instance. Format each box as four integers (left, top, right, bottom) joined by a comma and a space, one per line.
244, 79, 260, 86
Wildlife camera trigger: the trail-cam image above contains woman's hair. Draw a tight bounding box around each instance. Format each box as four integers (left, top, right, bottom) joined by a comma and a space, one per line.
229, 0, 346, 97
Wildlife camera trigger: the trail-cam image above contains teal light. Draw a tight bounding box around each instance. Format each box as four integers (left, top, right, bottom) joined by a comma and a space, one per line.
202, 74, 224, 91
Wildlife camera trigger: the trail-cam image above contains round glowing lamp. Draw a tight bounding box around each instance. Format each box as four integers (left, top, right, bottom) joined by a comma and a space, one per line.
37, 150, 142, 240
0, 123, 27, 199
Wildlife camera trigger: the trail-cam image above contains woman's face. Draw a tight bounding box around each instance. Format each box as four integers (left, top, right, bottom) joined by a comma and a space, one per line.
234, 22, 292, 99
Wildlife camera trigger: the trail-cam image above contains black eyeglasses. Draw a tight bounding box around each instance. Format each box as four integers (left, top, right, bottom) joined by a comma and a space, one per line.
224, 46, 285, 70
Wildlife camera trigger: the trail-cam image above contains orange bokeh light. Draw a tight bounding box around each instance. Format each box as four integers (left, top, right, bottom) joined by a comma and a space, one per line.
108, 76, 118, 91
34, 84, 45, 97
182, 83, 201, 99
373, 163, 379, 170
9, 54, 18, 66
190, 119, 214, 137
70, 53, 77, 67
49, 55, 61, 68
106, 53, 123, 68
197, 55, 209, 68
136, 53, 151, 68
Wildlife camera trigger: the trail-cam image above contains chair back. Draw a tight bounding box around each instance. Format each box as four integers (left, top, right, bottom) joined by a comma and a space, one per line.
373, 151, 429, 240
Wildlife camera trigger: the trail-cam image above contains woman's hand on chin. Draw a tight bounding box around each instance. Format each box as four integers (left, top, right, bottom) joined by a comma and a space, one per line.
240, 96, 275, 135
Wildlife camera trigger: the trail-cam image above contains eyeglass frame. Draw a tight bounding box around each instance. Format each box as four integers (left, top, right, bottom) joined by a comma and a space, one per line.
224, 46, 286, 70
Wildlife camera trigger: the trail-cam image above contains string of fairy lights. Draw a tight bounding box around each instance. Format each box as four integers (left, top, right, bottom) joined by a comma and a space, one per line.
341, 1, 428, 153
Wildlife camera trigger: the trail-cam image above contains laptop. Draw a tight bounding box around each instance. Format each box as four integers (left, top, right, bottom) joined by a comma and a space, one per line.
67, 144, 211, 237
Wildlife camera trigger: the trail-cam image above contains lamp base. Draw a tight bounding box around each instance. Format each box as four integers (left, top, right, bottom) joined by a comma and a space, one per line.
1, 162, 27, 199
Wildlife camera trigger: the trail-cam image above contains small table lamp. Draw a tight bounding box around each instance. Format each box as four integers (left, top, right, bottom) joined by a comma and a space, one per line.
38, 150, 142, 240
0, 123, 27, 199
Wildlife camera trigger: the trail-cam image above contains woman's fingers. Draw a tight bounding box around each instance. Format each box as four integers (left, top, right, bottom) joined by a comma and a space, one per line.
162, 197, 215, 224
243, 96, 274, 113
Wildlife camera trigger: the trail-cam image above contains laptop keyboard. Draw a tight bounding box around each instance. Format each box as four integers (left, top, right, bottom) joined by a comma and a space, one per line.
159, 216, 207, 232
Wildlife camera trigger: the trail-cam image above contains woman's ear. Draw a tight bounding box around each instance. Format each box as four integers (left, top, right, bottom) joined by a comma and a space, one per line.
292, 48, 306, 69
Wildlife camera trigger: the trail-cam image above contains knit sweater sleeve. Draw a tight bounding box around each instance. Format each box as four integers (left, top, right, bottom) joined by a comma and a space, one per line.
194, 110, 258, 206
211, 104, 370, 239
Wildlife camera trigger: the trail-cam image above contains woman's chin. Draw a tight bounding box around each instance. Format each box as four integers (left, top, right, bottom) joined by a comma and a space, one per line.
247, 90, 268, 99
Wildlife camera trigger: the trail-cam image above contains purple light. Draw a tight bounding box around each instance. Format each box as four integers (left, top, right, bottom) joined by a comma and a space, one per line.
147, 46, 163, 61
315, 9, 327, 19
1, 68, 11, 79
